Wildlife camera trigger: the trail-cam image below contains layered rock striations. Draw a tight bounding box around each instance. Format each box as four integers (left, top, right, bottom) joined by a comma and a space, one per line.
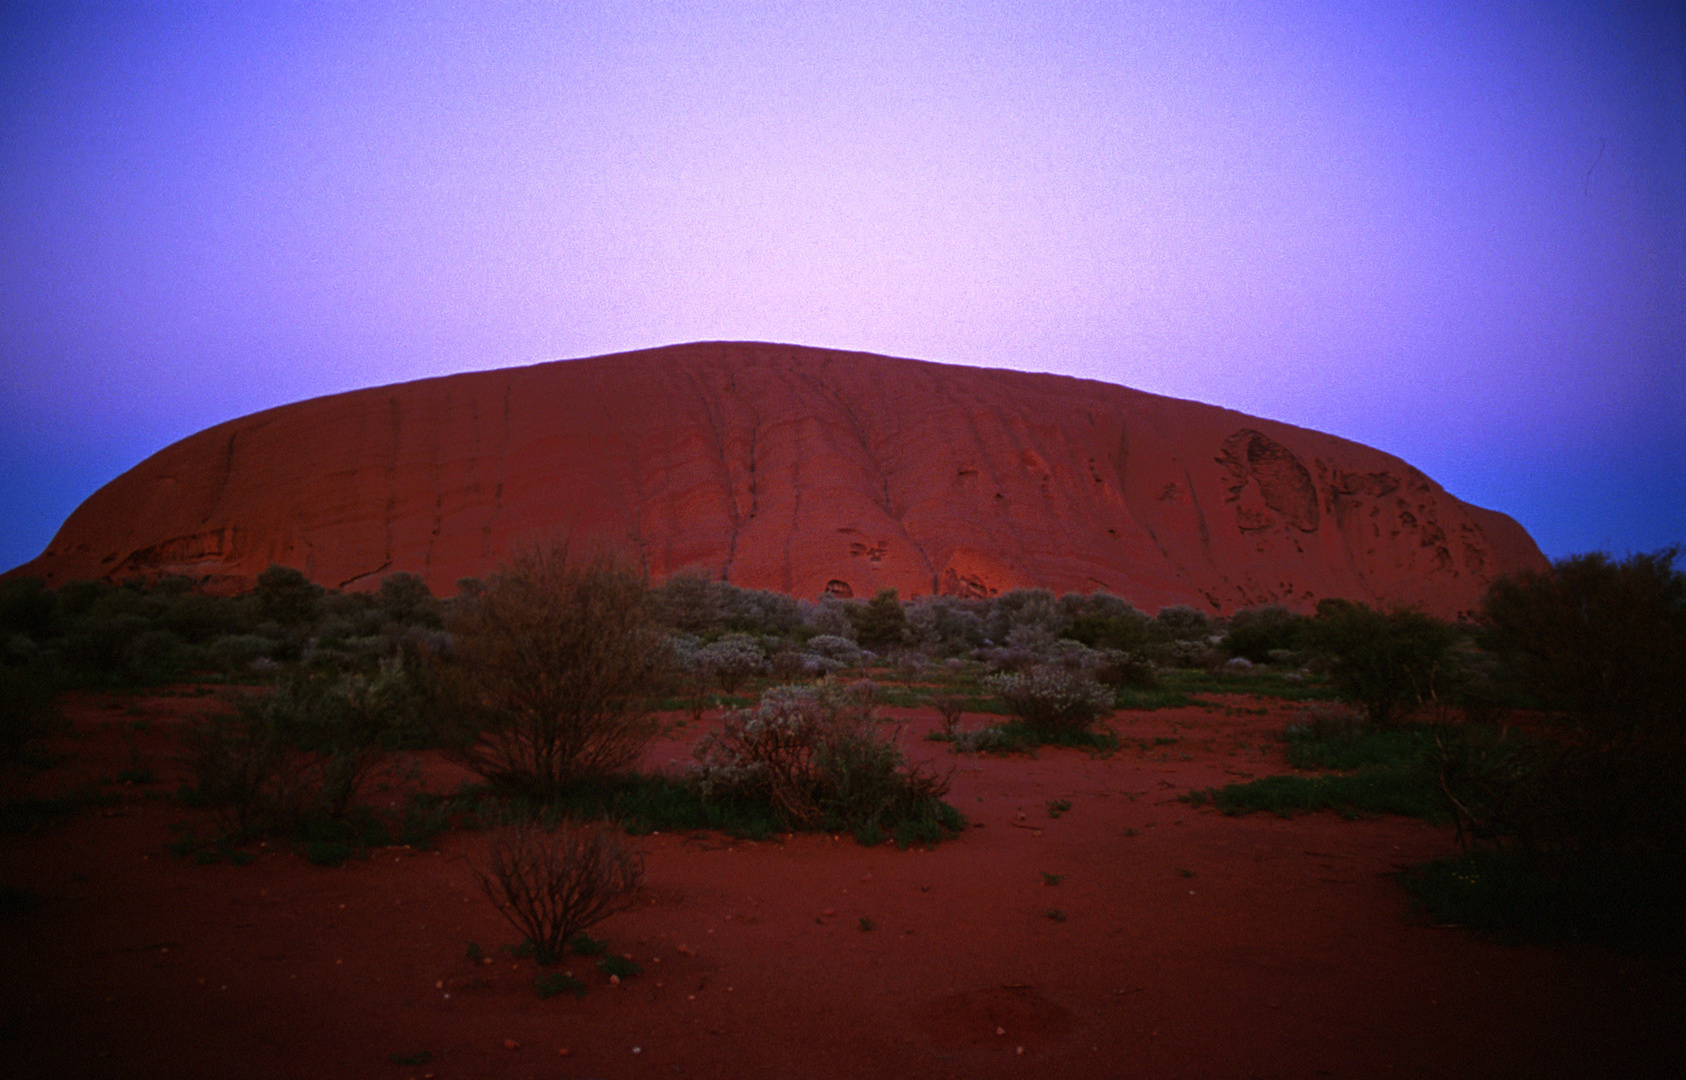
9, 342, 1547, 617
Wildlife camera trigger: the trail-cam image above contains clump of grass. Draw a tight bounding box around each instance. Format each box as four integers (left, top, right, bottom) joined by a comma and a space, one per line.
1045, 798, 1071, 819
535, 971, 587, 999
955, 721, 1117, 756
1044, 908, 1067, 922
1187, 709, 1447, 821
1283, 710, 1437, 771
1111, 687, 1207, 711
1186, 771, 1445, 821
597, 954, 643, 978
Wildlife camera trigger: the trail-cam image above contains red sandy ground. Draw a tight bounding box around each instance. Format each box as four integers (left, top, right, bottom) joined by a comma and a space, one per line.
3, 690, 1681, 1080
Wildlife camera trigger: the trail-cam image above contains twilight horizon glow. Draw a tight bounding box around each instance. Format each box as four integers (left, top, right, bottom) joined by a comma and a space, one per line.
2, 1, 1681, 577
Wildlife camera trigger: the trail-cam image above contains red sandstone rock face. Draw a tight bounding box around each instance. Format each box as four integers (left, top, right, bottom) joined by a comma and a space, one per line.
9, 342, 1548, 617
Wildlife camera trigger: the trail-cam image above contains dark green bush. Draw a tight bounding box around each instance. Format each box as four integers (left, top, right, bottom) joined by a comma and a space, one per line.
1306, 601, 1456, 727
180, 660, 421, 847
851, 589, 909, 649
1222, 605, 1310, 664
0, 663, 60, 764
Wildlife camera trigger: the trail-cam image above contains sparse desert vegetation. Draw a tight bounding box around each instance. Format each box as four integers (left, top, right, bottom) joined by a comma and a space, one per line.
2, 548, 1682, 1076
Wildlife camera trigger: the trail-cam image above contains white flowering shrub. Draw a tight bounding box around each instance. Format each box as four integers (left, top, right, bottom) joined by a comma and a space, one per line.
805, 635, 863, 664
692, 681, 950, 835
984, 665, 1114, 735
694, 633, 767, 693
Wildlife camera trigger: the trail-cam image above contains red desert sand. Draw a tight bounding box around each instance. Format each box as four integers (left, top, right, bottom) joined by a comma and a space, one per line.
3, 690, 1680, 1079
7, 342, 1544, 618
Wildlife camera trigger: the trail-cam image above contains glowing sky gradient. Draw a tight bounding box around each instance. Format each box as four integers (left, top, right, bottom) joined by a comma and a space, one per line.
3, 1, 1681, 575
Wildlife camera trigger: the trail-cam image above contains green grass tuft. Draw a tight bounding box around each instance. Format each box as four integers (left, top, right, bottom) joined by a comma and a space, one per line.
1186, 770, 1446, 821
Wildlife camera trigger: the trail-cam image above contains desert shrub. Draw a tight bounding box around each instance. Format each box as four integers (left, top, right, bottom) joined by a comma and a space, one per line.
905, 597, 987, 656
726, 587, 803, 637
1222, 605, 1310, 664
121, 628, 189, 682
799, 595, 854, 637
473, 821, 643, 966
428, 546, 670, 800
693, 633, 767, 694
256, 565, 322, 627
1418, 547, 1686, 947
1185, 704, 1446, 821
1482, 547, 1685, 745
656, 573, 803, 637
984, 666, 1113, 736
1065, 611, 1152, 653
1089, 649, 1158, 689
805, 634, 863, 664
208, 633, 280, 673
0, 578, 60, 641
692, 681, 956, 838
1152, 605, 1212, 641
1148, 637, 1223, 670
158, 592, 242, 645
0, 663, 60, 764
654, 571, 727, 633
980, 589, 1063, 645
1306, 601, 1456, 727
956, 719, 1117, 755
929, 694, 971, 738
375, 572, 442, 628
181, 660, 422, 847
850, 589, 909, 649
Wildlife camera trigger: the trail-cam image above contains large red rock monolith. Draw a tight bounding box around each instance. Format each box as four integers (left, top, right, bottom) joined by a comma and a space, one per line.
8, 342, 1547, 616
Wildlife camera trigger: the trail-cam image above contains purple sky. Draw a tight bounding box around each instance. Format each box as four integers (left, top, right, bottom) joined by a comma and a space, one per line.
3, 1, 1681, 576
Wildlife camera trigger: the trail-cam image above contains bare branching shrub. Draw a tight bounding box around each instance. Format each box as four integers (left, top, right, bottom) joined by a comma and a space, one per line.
430, 546, 670, 799
474, 822, 643, 965
930, 694, 970, 738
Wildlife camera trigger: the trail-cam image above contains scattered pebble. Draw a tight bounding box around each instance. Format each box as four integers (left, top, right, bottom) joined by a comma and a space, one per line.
503, 1038, 520, 1050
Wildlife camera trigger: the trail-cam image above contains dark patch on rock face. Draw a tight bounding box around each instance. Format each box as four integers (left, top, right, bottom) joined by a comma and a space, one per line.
1218, 429, 1319, 533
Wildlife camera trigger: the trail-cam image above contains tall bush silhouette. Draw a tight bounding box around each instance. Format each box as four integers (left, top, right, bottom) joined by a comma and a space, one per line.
431, 547, 670, 799
1477, 547, 1686, 867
